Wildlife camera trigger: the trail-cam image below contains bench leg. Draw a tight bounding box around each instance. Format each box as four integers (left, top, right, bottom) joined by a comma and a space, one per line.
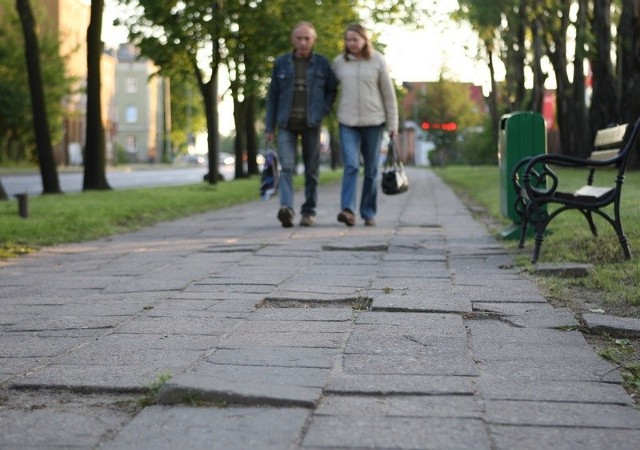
612, 201, 631, 260
532, 232, 544, 264
620, 235, 631, 259
584, 211, 598, 237
615, 221, 631, 260
518, 221, 527, 249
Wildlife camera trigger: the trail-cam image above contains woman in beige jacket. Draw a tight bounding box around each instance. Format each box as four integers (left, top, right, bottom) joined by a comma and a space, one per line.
333, 23, 398, 227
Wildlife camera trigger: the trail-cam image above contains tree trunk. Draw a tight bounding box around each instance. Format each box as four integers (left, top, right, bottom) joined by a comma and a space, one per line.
618, 0, 640, 168
245, 94, 259, 175
193, 55, 220, 184
486, 47, 500, 149
513, 0, 527, 109
16, 0, 61, 194
571, 0, 589, 156
504, 3, 527, 112
589, 0, 619, 136
544, 2, 581, 157
201, 6, 222, 184
233, 95, 247, 179
0, 179, 8, 200
83, 0, 111, 191
530, 19, 546, 113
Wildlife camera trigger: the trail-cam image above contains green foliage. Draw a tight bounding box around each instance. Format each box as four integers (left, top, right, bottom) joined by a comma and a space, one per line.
428, 119, 496, 167
622, 364, 640, 396
598, 340, 640, 397
0, 0, 74, 164
457, 116, 498, 165
170, 80, 206, 154
139, 370, 173, 407
415, 69, 485, 162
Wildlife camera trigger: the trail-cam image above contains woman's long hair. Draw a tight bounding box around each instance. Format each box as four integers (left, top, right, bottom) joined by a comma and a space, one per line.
342, 23, 373, 60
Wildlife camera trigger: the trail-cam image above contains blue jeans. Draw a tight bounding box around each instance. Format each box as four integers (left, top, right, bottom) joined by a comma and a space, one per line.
277, 127, 321, 216
339, 124, 384, 220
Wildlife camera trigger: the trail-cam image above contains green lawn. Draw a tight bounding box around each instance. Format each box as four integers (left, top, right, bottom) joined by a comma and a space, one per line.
0, 170, 343, 257
434, 165, 640, 307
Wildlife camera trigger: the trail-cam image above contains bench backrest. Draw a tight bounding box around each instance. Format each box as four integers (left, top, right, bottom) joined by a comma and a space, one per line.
590, 124, 628, 161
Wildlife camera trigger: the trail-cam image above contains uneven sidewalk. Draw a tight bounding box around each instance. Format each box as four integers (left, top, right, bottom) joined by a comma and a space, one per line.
1, 168, 639, 449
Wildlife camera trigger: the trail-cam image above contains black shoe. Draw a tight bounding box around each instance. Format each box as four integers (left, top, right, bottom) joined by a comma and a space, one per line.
277, 207, 294, 228
337, 209, 355, 227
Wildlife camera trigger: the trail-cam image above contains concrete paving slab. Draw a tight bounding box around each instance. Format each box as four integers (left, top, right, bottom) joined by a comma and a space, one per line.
302, 416, 490, 449
10, 364, 170, 392
583, 313, 640, 339
315, 394, 482, 418
345, 329, 468, 357
343, 353, 478, 376
467, 320, 588, 344
485, 400, 640, 428
231, 319, 351, 334
112, 315, 239, 335
219, 330, 347, 348
102, 406, 310, 450
4, 315, 123, 333
471, 341, 609, 363
187, 363, 330, 388
476, 379, 634, 404
355, 311, 465, 335
324, 374, 474, 396
0, 408, 130, 449
476, 358, 622, 383
489, 425, 640, 450
454, 284, 548, 303
157, 373, 322, 408
473, 302, 579, 328
248, 307, 354, 322
371, 291, 472, 313
0, 335, 84, 358
207, 347, 340, 368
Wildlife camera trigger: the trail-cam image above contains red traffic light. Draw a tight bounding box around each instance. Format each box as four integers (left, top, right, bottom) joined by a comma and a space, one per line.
421, 121, 457, 131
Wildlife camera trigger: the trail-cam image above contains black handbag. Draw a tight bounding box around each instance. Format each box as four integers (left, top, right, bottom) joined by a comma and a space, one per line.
381, 138, 409, 195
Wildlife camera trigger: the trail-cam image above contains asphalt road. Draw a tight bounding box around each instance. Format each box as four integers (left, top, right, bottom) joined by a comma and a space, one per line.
1, 164, 234, 197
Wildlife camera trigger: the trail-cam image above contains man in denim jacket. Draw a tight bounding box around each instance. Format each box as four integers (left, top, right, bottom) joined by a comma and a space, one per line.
265, 22, 337, 227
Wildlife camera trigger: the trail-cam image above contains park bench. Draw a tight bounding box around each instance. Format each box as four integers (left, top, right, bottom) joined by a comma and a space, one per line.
512, 116, 640, 263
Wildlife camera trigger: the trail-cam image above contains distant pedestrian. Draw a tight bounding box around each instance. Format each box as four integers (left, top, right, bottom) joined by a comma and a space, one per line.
333, 23, 398, 227
265, 22, 338, 227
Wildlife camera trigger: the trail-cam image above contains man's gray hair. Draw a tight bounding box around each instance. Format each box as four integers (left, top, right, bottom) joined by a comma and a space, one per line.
292, 21, 317, 39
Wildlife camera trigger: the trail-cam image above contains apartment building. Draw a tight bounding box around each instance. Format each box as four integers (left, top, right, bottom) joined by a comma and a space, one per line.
41, 0, 90, 165
37, 0, 168, 165
113, 44, 169, 163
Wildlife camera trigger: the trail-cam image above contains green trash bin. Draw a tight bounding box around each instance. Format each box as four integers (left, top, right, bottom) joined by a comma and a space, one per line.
498, 111, 546, 239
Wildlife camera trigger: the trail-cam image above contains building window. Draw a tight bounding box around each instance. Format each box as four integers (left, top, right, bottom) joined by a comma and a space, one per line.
126, 76, 137, 93
125, 106, 138, 123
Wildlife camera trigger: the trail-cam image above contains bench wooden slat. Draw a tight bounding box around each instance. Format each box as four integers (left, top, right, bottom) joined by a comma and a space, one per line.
589, 149, 620, 161
574, 185, 613, 199
593, 124, 627, 149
